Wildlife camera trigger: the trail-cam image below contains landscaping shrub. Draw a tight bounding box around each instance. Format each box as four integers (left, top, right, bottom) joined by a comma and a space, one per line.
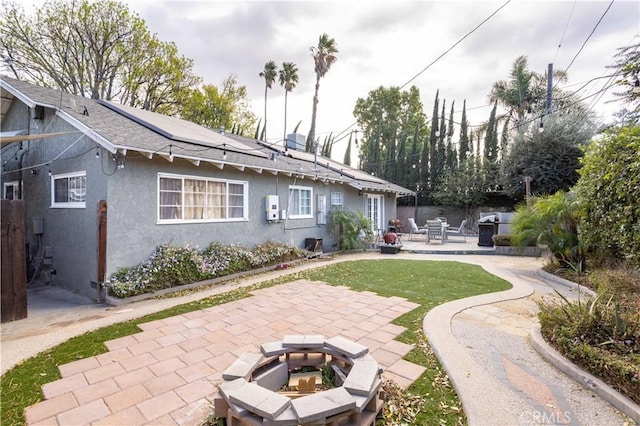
510, 192, 584, 271
575, 125, 640, 267
492, 234, 512, 246
328, 209, 372, 250
201, 242, 254, 276
105, 240, 305, 298
249, 240, 306, 267
538, 273, 640, 405
106, 244, 210, 297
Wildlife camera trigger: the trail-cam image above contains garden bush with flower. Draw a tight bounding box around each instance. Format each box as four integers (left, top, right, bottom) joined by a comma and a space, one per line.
105, 240, 306, 298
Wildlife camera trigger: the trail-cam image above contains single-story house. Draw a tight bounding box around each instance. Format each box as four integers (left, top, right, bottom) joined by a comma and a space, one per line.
1, 76, 413, 301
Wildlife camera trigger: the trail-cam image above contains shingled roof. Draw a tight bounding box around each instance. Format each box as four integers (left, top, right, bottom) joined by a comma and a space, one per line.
0, 76, 414, 196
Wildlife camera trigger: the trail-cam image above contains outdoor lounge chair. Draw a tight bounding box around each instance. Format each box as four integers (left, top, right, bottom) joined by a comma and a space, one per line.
426, 219, 445, 244
446, 219, 467, 242
407, 218, 427, 241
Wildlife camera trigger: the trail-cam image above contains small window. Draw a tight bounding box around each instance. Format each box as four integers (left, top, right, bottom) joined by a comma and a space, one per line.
3, 181, 21, 200
158, 173, 247, 223
330, 192, 343, 210
288, 185, 313, 218
51, 171, 86, 208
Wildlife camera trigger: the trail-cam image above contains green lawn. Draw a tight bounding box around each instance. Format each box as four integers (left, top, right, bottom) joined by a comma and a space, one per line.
1, 258, 510, 426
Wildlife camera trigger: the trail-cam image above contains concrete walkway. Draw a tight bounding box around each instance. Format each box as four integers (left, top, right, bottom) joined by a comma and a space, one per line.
2, 249, 637, 425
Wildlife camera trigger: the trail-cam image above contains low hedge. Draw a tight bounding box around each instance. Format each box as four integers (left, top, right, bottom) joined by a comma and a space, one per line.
105, 241, 306, 298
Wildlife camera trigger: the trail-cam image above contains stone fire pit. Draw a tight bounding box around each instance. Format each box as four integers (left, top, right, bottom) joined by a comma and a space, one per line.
214, 335, 384, 425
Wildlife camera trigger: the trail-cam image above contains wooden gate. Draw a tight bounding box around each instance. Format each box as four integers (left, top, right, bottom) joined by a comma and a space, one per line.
1, 199, 27, 322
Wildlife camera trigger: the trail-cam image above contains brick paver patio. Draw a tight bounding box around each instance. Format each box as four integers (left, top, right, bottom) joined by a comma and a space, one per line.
25, 280, 424, 425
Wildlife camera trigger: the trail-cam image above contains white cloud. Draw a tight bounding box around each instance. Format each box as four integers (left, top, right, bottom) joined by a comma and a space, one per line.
118, 1, 640, 158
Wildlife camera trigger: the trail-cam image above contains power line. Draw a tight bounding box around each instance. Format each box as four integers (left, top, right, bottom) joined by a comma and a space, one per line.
330, 0, 513, 146
399, 0, 512, 90
552, 0, 577, 64
557, 0, 615, 79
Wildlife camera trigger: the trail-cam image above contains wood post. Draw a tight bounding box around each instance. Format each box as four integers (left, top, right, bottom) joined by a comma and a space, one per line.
1, 199, 27, 322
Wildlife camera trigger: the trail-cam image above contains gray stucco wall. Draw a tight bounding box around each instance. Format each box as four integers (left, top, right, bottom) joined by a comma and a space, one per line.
2, 99, 398, 300
1, 103, 107, 299
103, 156, 386, 277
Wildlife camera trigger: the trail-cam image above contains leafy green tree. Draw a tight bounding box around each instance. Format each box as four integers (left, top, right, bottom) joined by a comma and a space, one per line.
181, 74, 257, 136
431, 157, 488, 219
118, 39, 199, 116
307, 33, 338, 152
0, 0, 199, 115
500, 109, 595, 200
278, 61, 299, 145
609, 41, 640, 114
353, 85, 427, 183
259, 61, 277, 141
575, 125, 640, 266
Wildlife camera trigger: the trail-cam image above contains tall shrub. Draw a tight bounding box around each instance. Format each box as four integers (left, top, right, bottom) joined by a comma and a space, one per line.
575, 126, 640, 266
328, 210, 372, 251
511, 192, 583, 269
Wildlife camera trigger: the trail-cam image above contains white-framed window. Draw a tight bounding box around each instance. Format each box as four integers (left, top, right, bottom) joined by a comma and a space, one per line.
51, 171, 86, 208
288, 185, 313, 218
158, 173, 247, 223
330, 192, 343, 210
3, 181, 21, 200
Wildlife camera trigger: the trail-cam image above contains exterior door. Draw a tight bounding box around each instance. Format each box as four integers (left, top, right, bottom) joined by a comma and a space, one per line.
365, 194, 383, 232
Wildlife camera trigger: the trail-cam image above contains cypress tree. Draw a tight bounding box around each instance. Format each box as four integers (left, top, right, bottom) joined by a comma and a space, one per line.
343, 131, 352, 166
428, 91, 440, 190
410, 123, 422, 193
459, 100, 470, 163
395, 130, 407, 187
484, 101, 498, 161
446, 101, 457, 171
433, 100, 446, 185
500, 116, 510, 162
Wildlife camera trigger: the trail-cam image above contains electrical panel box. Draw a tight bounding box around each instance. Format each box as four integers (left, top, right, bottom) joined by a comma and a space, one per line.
266, 195, 279, 221
33, 217, 44, 235
280, 209, 287, 220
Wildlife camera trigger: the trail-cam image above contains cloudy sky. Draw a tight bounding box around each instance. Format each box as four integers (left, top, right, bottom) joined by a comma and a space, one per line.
126, 1, 638, 155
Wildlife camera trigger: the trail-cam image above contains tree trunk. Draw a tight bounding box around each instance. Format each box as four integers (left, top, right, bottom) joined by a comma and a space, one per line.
307, 77, 321, 152
283, 91, 288, 149
263, 85, 268, 141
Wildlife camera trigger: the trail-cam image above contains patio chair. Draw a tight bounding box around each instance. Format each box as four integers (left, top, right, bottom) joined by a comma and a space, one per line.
425, 220, 445, 244
407, 218, 427, 241
446, 219, 467, 242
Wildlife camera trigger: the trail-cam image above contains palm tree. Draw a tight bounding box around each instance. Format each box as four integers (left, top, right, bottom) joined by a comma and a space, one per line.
278, 61, 299, 149
306, 33, 338, 152
259, 61, 278, 141
489, 55, 567, 124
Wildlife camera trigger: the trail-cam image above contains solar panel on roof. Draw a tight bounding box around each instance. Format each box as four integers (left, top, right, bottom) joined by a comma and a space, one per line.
98, 100, 267, 158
